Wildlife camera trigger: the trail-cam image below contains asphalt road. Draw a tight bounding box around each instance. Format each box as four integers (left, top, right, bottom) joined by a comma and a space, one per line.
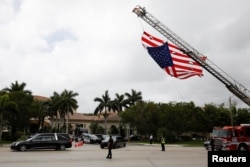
0, 142, 207, 167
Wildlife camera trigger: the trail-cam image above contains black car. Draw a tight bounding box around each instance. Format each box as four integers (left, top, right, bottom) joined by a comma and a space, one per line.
95, 134, 108, 141
100, 136, 126, 149
10, 133, 72, 151
130, 135, 142, 141
81, 133, 101, 144
204, 140, 211, 150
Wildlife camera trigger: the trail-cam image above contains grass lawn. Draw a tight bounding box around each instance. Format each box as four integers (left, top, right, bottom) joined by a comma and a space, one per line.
0, 140, 12, 146
131, 139, 205, 147
173, 140, 205, 147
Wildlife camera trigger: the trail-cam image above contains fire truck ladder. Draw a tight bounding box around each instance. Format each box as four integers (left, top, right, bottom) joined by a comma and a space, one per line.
133, 5, 250, 107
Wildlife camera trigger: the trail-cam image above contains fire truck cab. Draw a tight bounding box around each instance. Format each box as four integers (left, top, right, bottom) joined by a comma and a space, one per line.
218, 124, 250, 151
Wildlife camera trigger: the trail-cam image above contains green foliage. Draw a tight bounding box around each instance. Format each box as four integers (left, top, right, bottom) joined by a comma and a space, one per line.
110, 125, 119, 134
121, 101, 250, 141
0, 81, 79, 140
180, 135, 192, 141
2, 81, 33, 136
2, 132, 19, 141
1, 81, 250, 143
96, 126, 105, 134
176, 140, 204, 147
93, 89, 142, 134
89, 122, 99, 133
235, 108, 250, 125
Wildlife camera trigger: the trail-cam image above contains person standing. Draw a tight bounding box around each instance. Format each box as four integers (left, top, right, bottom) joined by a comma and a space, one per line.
210, 137, 215, 151
161, 136, 165, 151
106, 135, 113, 159
149, 134, 153, 144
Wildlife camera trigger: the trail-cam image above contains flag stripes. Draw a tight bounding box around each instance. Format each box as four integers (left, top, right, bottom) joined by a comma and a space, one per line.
141, 31, 204, 79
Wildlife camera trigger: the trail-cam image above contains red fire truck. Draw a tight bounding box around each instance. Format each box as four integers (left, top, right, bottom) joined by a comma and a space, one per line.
213, 124, 250, 151
132, 5, 250, 151
204, 127, 223, 150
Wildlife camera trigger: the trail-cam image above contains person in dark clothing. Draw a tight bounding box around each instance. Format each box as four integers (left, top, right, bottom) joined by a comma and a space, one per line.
106, 136, 113, 159
149, 134, 153, 144
210, 137, 215, 151
161, 136, 165, 151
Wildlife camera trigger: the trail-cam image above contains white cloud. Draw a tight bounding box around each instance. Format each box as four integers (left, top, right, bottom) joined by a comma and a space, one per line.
0, 0, 249, 113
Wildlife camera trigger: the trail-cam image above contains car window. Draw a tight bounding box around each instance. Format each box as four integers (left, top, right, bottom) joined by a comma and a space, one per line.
58, 135, 69, 140
103, 135, 108, 139
104, 137, 110, 141
42, 136, 54, 141
111, 136, 117, 142
116, 137, 122, 141
32, 136, 43, 142
89, 134, 98, 139
25, 137, 33, 142
58, 133, 71, 139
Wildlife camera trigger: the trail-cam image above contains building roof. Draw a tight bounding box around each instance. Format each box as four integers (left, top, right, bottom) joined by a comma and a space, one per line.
33, 95, 50, 101
32, 95, 120, 122
69, 112, 119, 122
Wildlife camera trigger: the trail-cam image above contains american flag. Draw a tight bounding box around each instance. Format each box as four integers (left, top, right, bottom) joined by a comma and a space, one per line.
141, 31, 204, 79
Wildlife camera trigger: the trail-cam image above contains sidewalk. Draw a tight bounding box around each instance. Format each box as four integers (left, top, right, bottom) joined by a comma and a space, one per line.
0, 144, 10, 147
128, 142, 182, 147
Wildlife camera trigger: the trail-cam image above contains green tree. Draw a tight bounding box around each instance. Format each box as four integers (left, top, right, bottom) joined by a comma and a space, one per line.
0, 94, 17, 140
203, 103, 221, 131
111, 93, 128, 113
58, 90, 79, 133
125, 89, 142, 107
110, 93, 130, 135
2, 81, 33, 136
235, 108, 250, 125
30, 99, 49, 132
47, 92, 61, 131
89, 122, 99, 134
3, 81, 32, 95
94, 90, 112, 134
121, 101, 159, 140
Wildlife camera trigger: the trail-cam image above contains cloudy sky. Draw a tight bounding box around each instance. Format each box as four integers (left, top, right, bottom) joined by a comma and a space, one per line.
1, 0, 250, 113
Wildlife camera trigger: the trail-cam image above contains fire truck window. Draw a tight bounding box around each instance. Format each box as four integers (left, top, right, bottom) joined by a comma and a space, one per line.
245, 128, 250, 137
240, 131, 244, 137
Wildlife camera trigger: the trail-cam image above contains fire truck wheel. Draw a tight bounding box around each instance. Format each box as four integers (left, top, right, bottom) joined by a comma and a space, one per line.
238, 144, 247, 151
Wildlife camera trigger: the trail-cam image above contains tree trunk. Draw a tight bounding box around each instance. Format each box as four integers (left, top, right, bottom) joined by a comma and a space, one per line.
104, 108, 107, 134
0, 120, 2, 141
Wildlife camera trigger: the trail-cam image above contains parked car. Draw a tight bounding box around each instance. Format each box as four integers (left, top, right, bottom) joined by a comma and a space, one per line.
81, 133, 101, 144
130, 134, 142, 141
95, 134, 108, 141
10, 133, 72, 151
204, 140, 211, 150
75, 127, 88, 137
203, 139, 222, 151
100, 136, 126, 149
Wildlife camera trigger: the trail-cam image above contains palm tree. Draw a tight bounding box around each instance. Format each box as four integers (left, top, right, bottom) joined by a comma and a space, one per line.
3, 81, 32, 95
109, 93, 130, 136
58, 90, 79, 134
111, 93, 129, 113
94, 90, 112, 134
124, 89, 142, 138
2, 81, 33, 136
125, 89, 142, 106
0, 94, 17, 140
48, 92, 61, 131
31, 100, 49, 132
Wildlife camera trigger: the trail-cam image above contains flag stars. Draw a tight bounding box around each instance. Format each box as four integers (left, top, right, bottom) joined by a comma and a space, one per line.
147, 43, 173, 68
142, 31, 204, 79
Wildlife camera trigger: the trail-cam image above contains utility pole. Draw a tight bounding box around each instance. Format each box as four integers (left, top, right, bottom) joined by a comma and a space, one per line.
229, 96, 233, 127
66, 104, 69, 134
229, 96, 236, 137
